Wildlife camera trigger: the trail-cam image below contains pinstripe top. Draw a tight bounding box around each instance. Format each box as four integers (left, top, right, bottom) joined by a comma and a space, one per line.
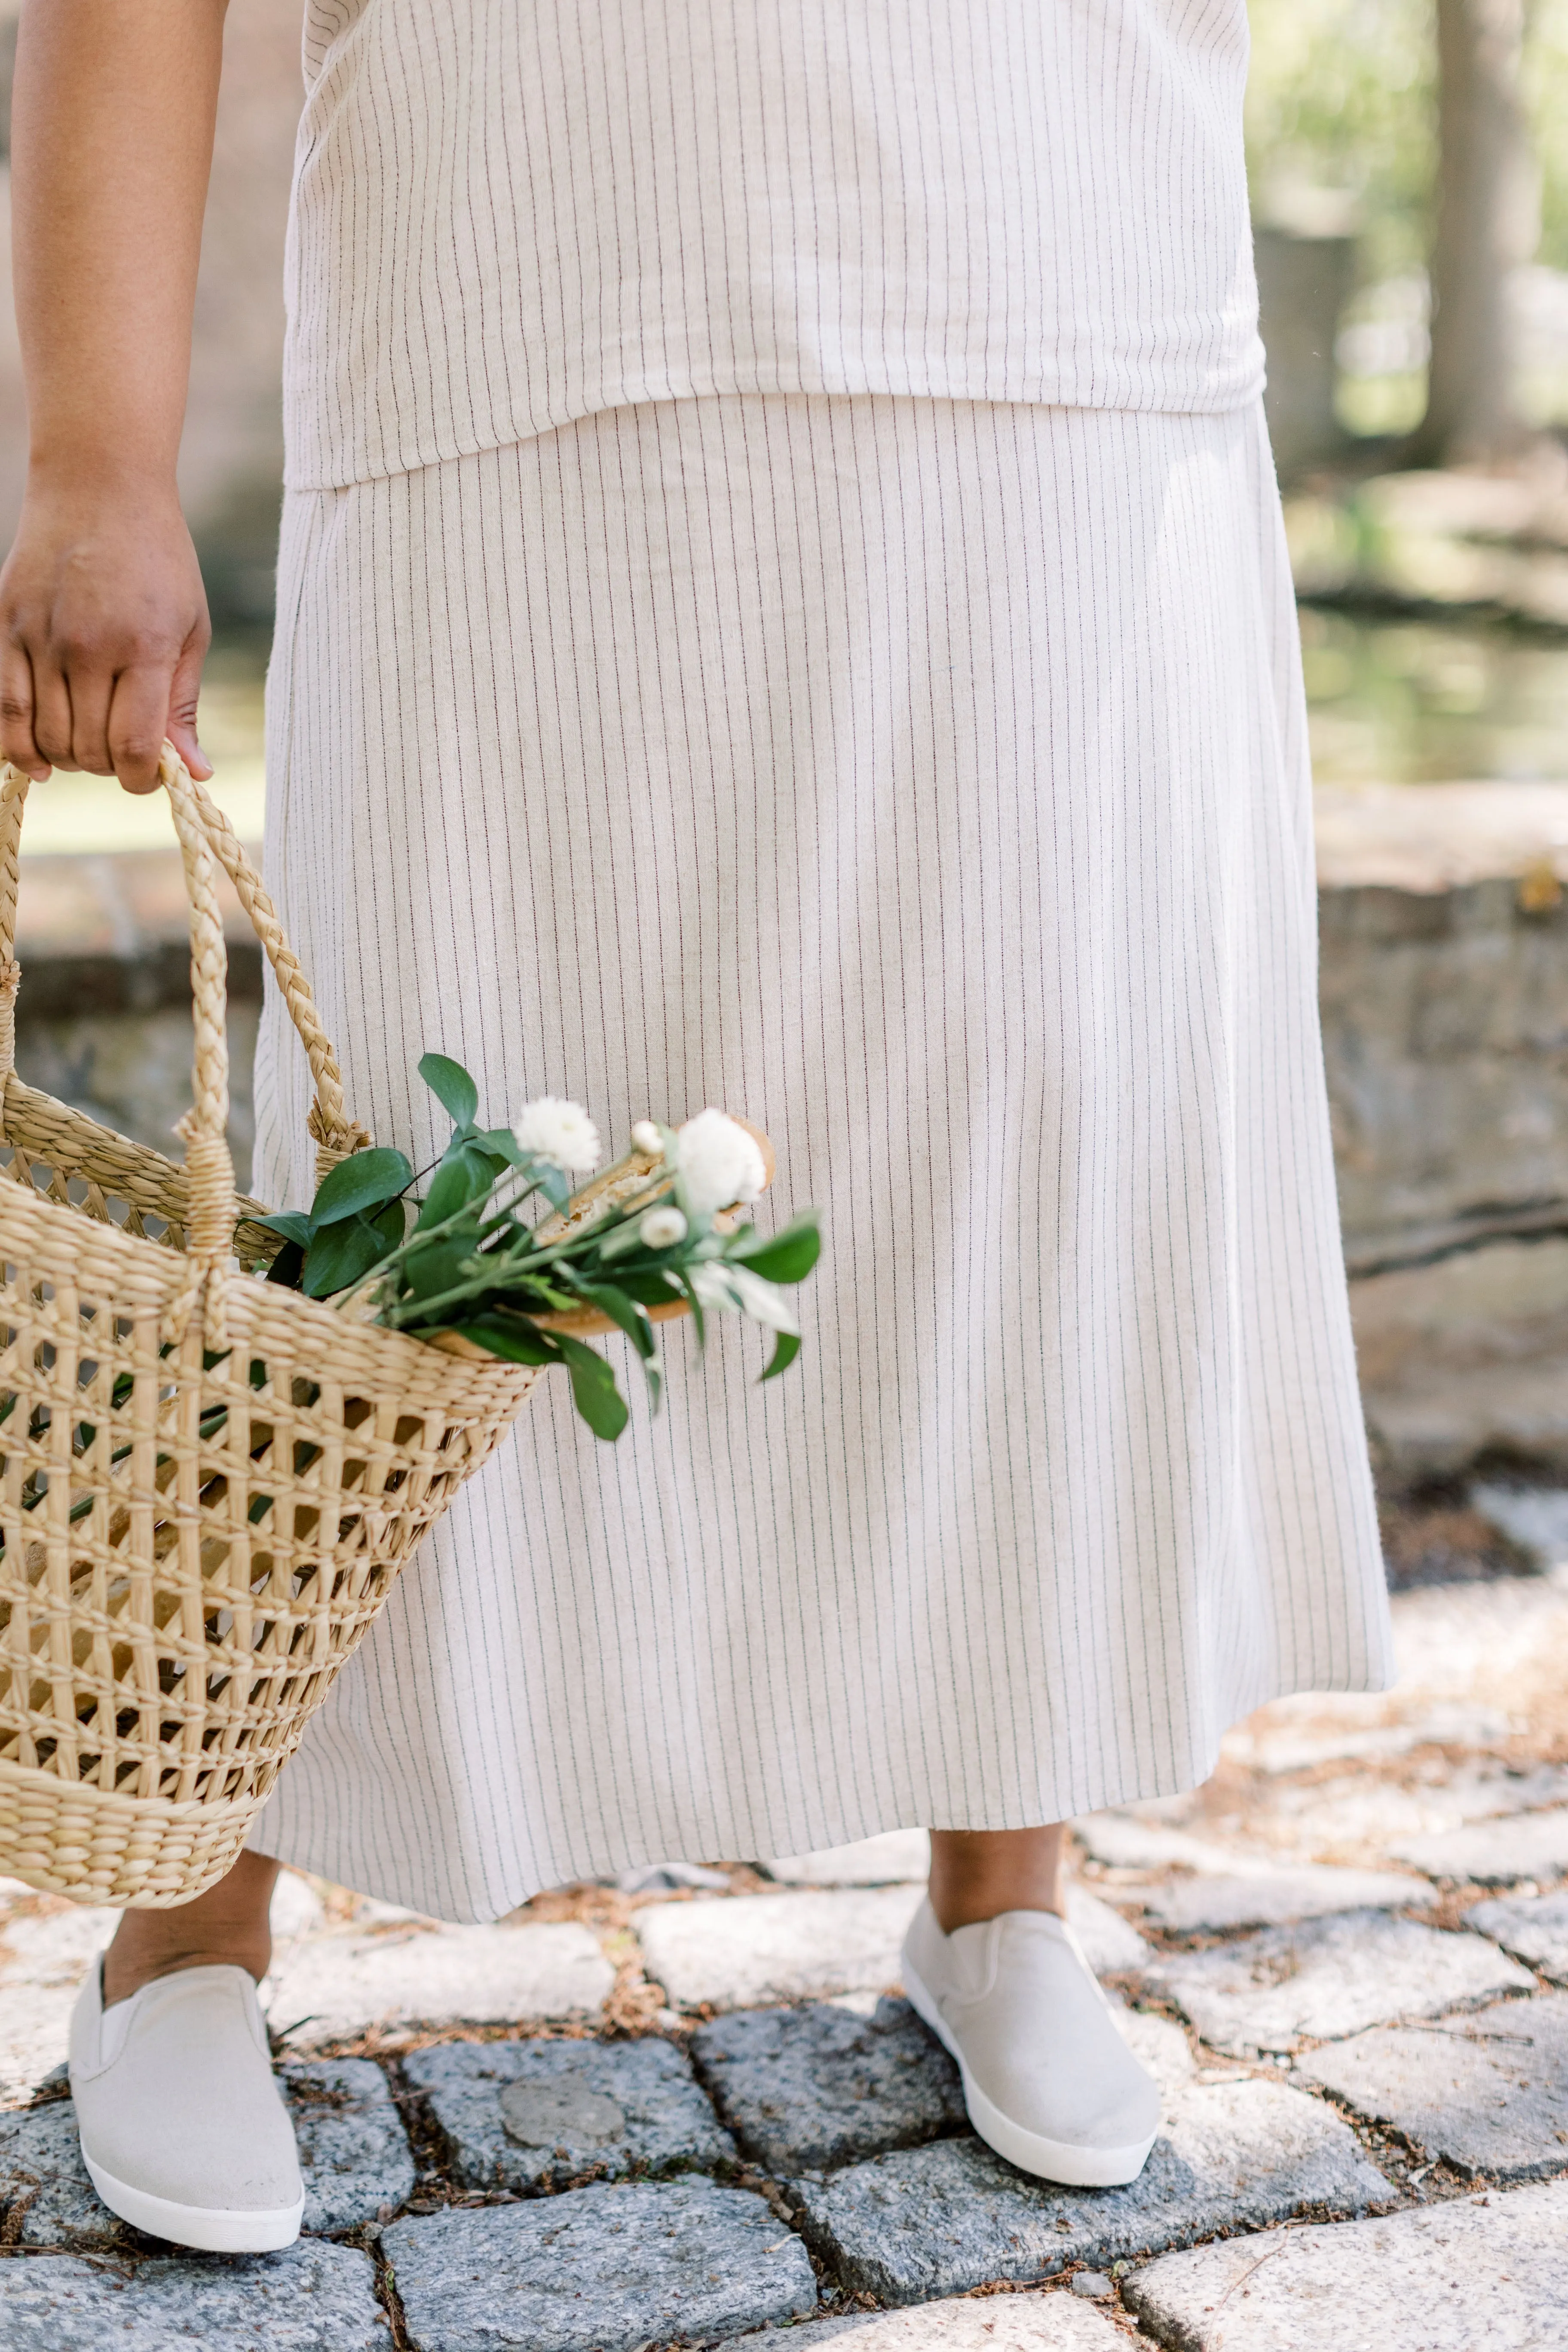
283, 0, 1267, 491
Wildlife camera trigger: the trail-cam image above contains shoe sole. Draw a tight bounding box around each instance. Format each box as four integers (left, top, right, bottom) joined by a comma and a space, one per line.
83, 2152, 303, 2253
901, 1948, 1158, 2189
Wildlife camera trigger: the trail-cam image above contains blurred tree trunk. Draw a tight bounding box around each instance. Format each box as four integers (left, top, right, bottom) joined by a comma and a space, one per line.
1415, 0, 1539, 465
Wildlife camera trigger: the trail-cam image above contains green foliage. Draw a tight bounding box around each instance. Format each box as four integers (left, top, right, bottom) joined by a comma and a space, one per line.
261, 1051, 820, 1444
1246, 0, 1436, 280
418, 1051, 480, 1128
1247, 0, 1568, 279
1528, 0, 1568, 273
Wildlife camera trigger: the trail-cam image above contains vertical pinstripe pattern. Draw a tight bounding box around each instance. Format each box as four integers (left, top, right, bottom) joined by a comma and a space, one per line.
283, 0, 1266, 490
249, 395, 1392, 1921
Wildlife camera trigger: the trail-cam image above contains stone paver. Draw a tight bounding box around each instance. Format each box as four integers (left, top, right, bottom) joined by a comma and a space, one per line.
403, 2033, 734, 2190
1132, 1863, 1435, 1934
751, 2296, 1126, 2349
790, 2079, 1389, 2302
636, 1884, 1142, 2013
1388, 1804, 1568, 1883
383, 2177, 817, 2352
288, 2059, 419, 2230
1070, 1815, 1252, 1874
692, 1995, 969, 2171
0, 2240, 385, 2351
267, 1920, 612, 2045
636, 1886, 923, 2010
767, 1830, 931, 1885
1296, 1993, 1568, 2181
1122, 2176, 1568, 2350
1145, 1908, 1536, 2056
1468, 1887, 1568, 1983
1062, 1885, 1151, 1972
0, 2060, 415, 2242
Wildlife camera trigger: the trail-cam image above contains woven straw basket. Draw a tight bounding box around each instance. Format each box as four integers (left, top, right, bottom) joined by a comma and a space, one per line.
0, 751, 554, 1909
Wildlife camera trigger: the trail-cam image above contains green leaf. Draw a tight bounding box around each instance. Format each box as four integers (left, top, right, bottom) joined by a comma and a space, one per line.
553, 1333, 631, 1441
760, 1330, 802, 1383
727, 1213, 821, 1285
674, 1269, 707, 1351
615, 1271, 685, 1310
263, 1239, 306, 1289
311, 1148, 414, 1228
301, 1212, 399, 1299
574, 1282, 655, 1359
418, 1051, 479, 1128
474, 1125, 526, 1165
416, 1144, 495, 1231
401, 1238, 473, 1300
449, 1317, 561, 1366
254, 1210, 313, 1248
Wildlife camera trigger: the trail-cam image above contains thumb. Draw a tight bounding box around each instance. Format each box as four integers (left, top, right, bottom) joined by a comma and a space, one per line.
165, 622, 214, 781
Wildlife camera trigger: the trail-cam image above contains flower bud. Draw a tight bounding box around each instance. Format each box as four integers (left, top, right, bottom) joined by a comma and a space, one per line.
639, 1205, 688, 1250
631, 1119, 663, 1156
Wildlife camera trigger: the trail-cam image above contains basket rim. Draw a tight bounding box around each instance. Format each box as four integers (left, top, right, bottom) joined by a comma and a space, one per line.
0, 1164, 527, 1406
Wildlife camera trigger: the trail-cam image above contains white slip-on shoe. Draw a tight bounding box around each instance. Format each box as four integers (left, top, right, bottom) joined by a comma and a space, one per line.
69, 1960, 304, 2252
901, 1896, 1161, 2187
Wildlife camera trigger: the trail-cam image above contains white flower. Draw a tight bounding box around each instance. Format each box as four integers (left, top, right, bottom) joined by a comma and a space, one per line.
512, 1096, 601, 1174
630, 1119, 663, 1157
687, 1259, 800, 1335
639, 1205, 688, 1250
674, 1109, 768, 1216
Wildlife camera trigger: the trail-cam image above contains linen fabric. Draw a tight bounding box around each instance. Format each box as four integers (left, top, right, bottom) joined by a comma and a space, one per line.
250, 392, 1391, 1920
283, 0, 1265, 490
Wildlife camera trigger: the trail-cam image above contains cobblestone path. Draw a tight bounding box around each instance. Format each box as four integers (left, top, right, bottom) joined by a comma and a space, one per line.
4, 1494, 1568, 2348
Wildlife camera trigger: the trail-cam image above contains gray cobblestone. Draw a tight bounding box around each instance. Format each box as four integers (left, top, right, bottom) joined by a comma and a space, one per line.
402, 2034, 734, 2190
1295, 1993, 1568, 2181
0, 2239, 385, 2350
1145, 1909, 1535, 2056
1388, 1806, 1568, 1886
735, 2297, 1125, 2349
692, 1996, 969, 2172
1131, 1865, 1435, 1934
269, 1921, 613, 2046
1122, 2177, 1568, 2349
384, 2177, 817, 2352
1467, 1887, 1568, 1983
787, 2079, 1389, 2302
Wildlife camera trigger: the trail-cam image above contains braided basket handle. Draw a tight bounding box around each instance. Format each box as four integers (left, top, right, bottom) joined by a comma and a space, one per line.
167, 758, 369, 1178
0, 747, 368, 1257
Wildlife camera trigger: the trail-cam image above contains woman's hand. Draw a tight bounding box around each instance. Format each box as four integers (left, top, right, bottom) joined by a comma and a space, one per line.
0, 476, 213, 792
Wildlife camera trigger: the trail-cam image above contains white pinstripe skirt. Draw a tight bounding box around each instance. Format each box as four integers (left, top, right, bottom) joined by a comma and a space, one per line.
250, 395, 1392, 1919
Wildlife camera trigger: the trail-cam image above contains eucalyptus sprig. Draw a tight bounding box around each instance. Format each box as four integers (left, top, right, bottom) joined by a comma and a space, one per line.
252, 1054, 820, 1441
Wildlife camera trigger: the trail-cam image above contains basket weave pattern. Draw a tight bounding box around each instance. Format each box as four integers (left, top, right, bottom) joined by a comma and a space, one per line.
0, 757, 539, 1906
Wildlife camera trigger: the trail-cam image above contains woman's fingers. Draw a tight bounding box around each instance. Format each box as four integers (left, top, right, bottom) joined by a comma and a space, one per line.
106, 661, 176, 794
0, 641, 48, 778
165, 622, 212, 781
65, 654, 116, 779
27, 652, 77, 772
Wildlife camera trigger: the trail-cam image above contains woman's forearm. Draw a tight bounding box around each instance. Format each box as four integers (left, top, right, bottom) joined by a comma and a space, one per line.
1, 0, 229, 787
14, 0, 226, 485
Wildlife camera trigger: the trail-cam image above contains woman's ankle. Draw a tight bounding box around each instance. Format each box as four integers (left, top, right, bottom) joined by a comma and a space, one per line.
927, 1824, 1066, 1933
101, 1851, 282, 2008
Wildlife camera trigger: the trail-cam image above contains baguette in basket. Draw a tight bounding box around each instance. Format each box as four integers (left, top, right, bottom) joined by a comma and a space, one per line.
0, 750, 817, 1908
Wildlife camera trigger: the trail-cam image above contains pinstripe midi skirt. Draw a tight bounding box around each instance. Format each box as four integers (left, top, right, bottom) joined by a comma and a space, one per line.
249, 394, 1393, 1920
